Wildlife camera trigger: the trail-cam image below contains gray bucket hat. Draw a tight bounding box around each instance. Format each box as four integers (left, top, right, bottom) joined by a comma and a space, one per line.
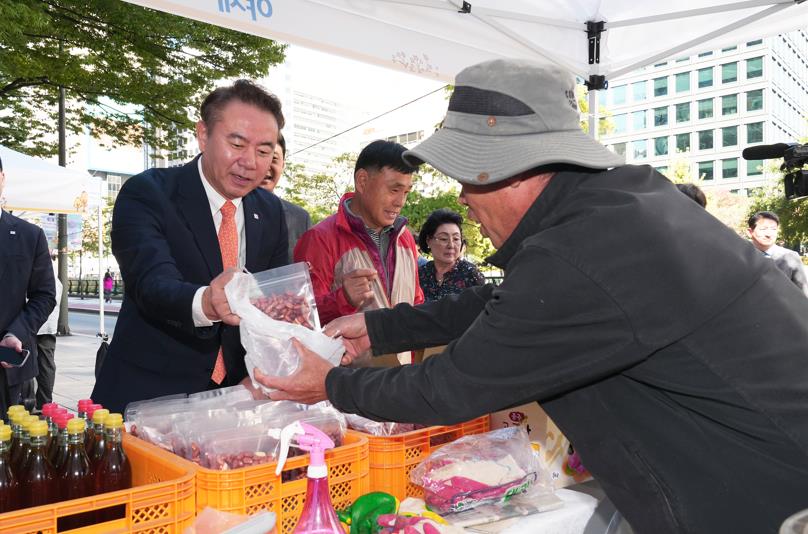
403, 59, 625, 185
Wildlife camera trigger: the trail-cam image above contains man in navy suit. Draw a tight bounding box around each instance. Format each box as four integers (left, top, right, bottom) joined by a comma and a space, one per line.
92, 80, 289, 413
0, 155, 57, 416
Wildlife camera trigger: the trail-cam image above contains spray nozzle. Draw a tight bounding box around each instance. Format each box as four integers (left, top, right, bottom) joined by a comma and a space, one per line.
275, 421, 335, 478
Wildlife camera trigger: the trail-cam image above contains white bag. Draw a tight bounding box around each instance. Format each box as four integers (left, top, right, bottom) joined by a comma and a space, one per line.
225, 270, 344, 394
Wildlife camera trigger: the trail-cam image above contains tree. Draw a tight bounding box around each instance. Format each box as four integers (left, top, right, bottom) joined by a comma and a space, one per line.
748, 178, 808, 248
77, 195, 114, 257
401, 172, 496, 264
661, 153, 694, 184
707, 188, 751, 237
282, 151, 497, 264
0, 0, 286, 158
282, 153, 357, 224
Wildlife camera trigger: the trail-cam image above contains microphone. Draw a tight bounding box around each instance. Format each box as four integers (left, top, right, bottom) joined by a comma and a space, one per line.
742, 143, 795, 160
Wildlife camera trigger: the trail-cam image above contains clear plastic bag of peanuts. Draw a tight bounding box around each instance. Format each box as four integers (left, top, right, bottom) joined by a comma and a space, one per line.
247, 262, 321, 329
225, 267, 344, 395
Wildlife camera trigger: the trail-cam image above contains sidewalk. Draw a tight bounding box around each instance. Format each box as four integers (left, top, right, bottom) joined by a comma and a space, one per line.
68, 295, 121, 315
51, 332, 99, 413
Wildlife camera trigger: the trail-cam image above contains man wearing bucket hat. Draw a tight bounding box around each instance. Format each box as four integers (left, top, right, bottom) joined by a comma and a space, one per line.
253, 59, 808, 533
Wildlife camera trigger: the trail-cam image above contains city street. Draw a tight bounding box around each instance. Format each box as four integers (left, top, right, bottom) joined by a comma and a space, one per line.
49, 309, 117, 413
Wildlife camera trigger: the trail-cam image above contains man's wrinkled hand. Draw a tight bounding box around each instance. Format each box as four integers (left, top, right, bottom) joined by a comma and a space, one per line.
342, 268, 377, 309
254, 338, 333, 404
202, 268, 240, 325
324, 313, 371, 365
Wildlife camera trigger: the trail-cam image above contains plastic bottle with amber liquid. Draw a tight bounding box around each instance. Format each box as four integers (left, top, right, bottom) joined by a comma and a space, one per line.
46, 408, 69, 464
0, 424, 20, 513
88, 408, 110, 469
13, 414, 40, 473
20, 420, 55, 508
49, 412, 74, 471
95, 413, 130, 523
85, 405, 105, 453
7, 409, 27, 470
57, 419, 94, 530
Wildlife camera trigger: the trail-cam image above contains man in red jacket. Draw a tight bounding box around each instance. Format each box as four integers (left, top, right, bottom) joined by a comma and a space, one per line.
294, 140, 424, 364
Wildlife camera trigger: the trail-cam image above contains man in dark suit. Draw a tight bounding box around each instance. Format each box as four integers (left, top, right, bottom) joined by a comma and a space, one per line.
92, 80, 289, 413
260, 133, 312, 262
0, 155, 57, 416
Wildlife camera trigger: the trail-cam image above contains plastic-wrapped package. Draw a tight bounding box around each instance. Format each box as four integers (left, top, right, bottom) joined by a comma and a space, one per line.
342, 248, 389, 312
409, 427, 551, 514
126, 395, 189, 429
199, 424, 281, 469
183, 507, 276, 534
225, 269, 344, 395
246, 263, 321, 330
174, 402, 305, 461
188, 385, 256, 403
126, 386, 254, 447
345, 414, 422, 436
193, 405, 347, 470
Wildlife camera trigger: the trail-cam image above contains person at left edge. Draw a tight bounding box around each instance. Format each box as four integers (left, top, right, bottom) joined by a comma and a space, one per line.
91, 80, 288, 413
0, 155, 57, 417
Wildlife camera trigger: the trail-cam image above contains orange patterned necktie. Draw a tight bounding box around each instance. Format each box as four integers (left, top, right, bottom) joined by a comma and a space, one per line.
211, 200, 238, 384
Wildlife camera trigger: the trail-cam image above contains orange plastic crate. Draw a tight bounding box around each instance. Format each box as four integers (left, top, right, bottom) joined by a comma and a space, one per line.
0, 433, 195, 534
352, 416, 489, 500
165, 431, 369, 534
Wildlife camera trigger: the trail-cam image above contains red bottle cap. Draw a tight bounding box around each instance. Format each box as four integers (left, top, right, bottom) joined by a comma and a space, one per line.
77, 399, 94, 411
53, 412, 74, 429
87, 403, 103, 418
41, 403, 58, 417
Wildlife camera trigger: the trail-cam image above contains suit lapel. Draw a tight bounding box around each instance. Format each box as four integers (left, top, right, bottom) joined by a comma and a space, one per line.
243, 192, 263, 272
176, 158, 223, 279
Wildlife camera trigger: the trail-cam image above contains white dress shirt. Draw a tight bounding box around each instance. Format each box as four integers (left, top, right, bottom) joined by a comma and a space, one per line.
191, 157, 247, 327
38, 263, 62, 335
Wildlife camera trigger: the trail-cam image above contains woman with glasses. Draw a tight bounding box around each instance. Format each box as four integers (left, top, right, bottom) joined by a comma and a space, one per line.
417, 209, 485, 301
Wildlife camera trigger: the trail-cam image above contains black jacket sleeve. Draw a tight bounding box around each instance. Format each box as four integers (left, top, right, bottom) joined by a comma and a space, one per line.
8, 226, 56, 341
327, 247, 640, 425
111, 177, 202, 335
365, 283, 495, 354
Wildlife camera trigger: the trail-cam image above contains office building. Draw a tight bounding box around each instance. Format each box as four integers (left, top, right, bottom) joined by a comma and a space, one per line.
598, 29, 808, 195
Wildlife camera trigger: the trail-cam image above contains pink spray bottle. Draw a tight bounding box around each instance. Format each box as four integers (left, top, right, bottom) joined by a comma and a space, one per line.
276, 421, 343, 534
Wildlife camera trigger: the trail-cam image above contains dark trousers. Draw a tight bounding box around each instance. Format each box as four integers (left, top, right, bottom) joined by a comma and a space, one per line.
0, 370, 24, 419
35, 334, 56, 409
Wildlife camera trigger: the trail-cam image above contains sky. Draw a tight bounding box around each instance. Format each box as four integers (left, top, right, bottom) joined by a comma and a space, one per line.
280, 45, 448, 116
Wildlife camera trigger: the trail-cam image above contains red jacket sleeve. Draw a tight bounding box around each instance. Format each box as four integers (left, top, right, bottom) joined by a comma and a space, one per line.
294, 229, 358, 325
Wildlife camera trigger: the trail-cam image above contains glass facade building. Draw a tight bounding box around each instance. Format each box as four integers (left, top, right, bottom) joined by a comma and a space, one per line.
598, 30, 808, 193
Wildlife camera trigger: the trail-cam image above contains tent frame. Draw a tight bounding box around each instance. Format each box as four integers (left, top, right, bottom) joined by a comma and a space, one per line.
374, 0, 804, 137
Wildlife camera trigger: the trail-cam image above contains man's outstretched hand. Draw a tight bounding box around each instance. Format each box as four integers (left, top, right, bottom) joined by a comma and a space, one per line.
255, 338, 333, 404
202, 268, 240, 325
324, 313, 371, 365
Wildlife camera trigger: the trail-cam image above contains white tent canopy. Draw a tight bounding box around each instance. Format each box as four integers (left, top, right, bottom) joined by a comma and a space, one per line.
1, 144, 108, 335
122, 0, 808, 85
0, 144, 95, 214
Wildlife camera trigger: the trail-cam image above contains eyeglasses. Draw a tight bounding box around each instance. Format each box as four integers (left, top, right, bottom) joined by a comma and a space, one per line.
432, 236, 462, 246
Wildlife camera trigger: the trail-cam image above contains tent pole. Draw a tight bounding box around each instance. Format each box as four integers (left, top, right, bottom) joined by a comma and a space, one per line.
98, 177, 105, 338
589, 88, 598, 140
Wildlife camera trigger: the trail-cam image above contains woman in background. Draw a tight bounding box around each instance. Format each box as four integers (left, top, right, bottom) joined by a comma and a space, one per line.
103, 271, 114, 303
418, 209, 485, 301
